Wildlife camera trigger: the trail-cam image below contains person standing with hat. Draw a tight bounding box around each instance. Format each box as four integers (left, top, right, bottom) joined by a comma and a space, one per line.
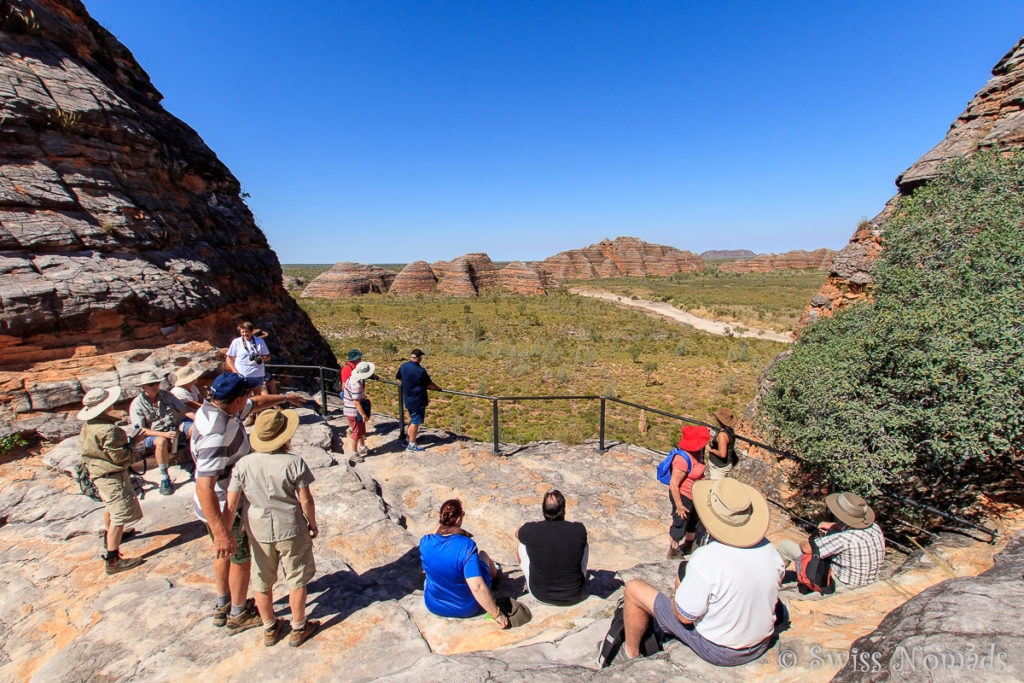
667, 425, 711, 559
776, 492, 885, 589
707, 408, 739, 481
225, 321, 272, 395
77, 387, 146, 575
343, 360, 376, 462
623, 478, 784, 667
223, 409, 320, 648
396, 348, 441, 452
130, 370, 193, 496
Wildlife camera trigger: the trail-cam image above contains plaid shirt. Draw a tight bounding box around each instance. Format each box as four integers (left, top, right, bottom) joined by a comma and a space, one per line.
815, 523, 886, 586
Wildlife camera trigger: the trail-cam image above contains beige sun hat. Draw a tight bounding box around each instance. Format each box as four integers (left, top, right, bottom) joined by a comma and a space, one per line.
825, 492, 875, 529
77, 386, 122, 421
174, 364, 205, 387
691, 478, 771, 548
138, 370, 164, 386
351, 361, 376, 382
249, 409, 300, 453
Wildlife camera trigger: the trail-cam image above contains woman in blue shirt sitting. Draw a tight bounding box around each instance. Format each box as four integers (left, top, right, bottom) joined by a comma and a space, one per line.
419, 499, 509, 628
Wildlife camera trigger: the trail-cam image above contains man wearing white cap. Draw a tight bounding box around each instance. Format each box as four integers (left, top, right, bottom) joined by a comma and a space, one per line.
77, 387, 145, 575
622, 478, 784, 667
129, 370, 193, 496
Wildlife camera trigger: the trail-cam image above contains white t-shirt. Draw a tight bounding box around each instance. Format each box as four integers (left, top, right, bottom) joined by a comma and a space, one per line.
674, 539, 784, 649
227, 336, 269, 379
171, 384, 201, 404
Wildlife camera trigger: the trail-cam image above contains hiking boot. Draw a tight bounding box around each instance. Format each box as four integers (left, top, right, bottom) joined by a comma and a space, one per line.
666, 545, 682, 560
226, 602, 262, 635
264, 618, 283, 647
358, 446, 370, 456
680, 540, 694, 557
212, 602, 230, 628
350, 453, 365, 464
159, 478, 173, 496
103, 550, 143, 575
288, 619, 320, 648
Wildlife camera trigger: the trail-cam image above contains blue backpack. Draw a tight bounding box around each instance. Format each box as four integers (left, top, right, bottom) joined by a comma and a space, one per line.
656, 448, 692, 485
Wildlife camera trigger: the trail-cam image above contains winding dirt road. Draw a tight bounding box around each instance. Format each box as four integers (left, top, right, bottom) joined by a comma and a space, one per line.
572, 288, 793, 343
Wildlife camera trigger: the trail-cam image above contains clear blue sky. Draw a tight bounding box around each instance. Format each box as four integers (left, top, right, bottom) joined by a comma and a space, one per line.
86, 1, 1023, 264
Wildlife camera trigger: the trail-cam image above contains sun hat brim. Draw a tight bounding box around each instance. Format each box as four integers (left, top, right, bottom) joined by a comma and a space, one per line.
249, 409, 300, 452
691, 479, 771, 548
174, 365, 204, 387
825, 493, 875, 529
77, 386, 122, 421
351, 361, 376, 382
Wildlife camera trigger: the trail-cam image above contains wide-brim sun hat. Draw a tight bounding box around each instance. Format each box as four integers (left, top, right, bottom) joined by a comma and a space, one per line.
678, 425, 711, 452
347, 349, 363, 361
174, 364, 205, 387
249, 409, 300, 452
714, 407, 737, 428
691, 478, 771, 548
77, 386, 122, 421
138, 370, 164, 386
351, 361, 376, 381
825, 492, 875, 529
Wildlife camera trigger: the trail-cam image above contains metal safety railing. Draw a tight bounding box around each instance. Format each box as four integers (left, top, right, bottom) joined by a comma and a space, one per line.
266, 362, 999, 543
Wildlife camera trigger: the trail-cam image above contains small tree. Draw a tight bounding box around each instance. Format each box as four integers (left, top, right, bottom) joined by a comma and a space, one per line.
643, 361, 658, 386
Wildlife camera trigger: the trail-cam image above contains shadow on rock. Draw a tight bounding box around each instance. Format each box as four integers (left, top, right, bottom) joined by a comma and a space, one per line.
136, 520, 207, 560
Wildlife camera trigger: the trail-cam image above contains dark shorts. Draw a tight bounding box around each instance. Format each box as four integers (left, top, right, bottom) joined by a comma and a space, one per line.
207, 515, 251, 565
652, 593, 772, 667
408, 408, 425, 425
669, 493, 700, 541
243, 375, 266, 389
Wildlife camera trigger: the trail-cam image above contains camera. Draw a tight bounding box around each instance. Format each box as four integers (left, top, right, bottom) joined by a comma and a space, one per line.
248, 352, 263, 365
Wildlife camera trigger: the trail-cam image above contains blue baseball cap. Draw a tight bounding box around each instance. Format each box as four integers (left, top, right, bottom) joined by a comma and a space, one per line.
210, 373, 249, 401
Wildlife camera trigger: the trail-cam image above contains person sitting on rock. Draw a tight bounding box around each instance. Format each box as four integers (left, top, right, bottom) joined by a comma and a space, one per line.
668, 425, 711, 558
192, 372, 305, 636
171, 363, 207, 437
343, 360, 375, 462
77, 387, 145, 575
776, 492, 885, 590
225, 321, 271, 395
419, 499, 509, 628
623, 478, 785, 667
706, 408, 739, 480
515, 489, 589, 606
130, 370, 193, 496
224, 409, 320, 648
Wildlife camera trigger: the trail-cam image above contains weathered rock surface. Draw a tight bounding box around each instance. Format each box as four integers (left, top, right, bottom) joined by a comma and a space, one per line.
497, 260, 550, 295
388, 260, 438, 296
0, 0, 335, 375
701, 249, 757, 260
540, 237, 703, 281
833, 531, 1024, 682
433, 255, 482, 297
718, 249, 835, 273
801, 38, 1024, 326
301, 262, 397, 298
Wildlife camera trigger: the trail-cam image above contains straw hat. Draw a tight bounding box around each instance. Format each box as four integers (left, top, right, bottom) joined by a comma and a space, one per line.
691, 478, 770, 548
249, 409, 300, 453
714, 407, 737, 428
825, 492, 875, 529
351, 361, 376, 382
138, 371, 164, 386
174, 364, 205, 387
77, 386, 122, 421
678, 425, 711, 452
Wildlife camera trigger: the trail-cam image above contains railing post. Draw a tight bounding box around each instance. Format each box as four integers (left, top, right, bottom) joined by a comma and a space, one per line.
318, 366, 327, 417
599, 396, 606, 452
398, 382, 405, 444
492, 399, 500, 454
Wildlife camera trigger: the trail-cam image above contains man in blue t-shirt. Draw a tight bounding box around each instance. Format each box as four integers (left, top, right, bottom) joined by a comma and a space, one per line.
395, 348, 440, 452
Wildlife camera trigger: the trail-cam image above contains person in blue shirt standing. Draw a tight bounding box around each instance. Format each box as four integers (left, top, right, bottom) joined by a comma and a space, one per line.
395, 348, 440, 451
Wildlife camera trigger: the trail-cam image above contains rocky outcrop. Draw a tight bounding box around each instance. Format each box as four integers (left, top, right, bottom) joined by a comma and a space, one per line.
700, 249, 756, 260
0, 0, 336, 439
386, 255, 553, 297
834, 530, 1024, 682
801, 38, 1024, 326
497, 261, 549, 295
540, 236, 703, 281
301, 263, 397, 298
718, 248, 835, 273
388, 260, 438, 296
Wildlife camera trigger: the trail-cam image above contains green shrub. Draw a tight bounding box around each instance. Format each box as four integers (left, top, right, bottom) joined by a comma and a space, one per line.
0, 433, 27, 455
760, 151, 1024, 517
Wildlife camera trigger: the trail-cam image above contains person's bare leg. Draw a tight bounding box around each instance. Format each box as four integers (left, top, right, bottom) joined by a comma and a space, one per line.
154, 437, 170, 467
623, 579, 660, 659
289, 587, 307, 625
229, 561, 251, 607
106, 523, 124, 553
103, 509, 110, 536
407, 423, 419, 445
214, 556, 230, 597
254, 589, 275, 623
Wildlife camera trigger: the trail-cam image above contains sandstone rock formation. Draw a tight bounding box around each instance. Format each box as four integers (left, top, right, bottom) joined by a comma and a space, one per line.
718, 248, 835, 273
0, 0, 336, 439
540, 236, 703, 281
497, 260, 550, 295
433, 255, 481, 297
801, 38, 1024, 326
301, 262, 397, 298
388, 260, 438, 295
700, 249, 756, 260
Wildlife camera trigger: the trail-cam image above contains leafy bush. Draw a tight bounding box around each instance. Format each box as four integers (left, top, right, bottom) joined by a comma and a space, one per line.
0, 433, 28, 455
760, 151, 1024, 516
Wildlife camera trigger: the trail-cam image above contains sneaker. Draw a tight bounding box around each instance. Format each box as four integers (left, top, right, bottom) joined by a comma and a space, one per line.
103, 550, 144, 575
288, 619, 320, 648
159, 478, 173, 496
264, 618, 283, 647
350, 453, 365, 464
406, 444, 425, 452
226, 602, 262, 635
358, 446, 370, 456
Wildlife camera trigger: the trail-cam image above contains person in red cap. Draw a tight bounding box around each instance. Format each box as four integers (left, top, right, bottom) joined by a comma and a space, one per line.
668, 425, 711, 559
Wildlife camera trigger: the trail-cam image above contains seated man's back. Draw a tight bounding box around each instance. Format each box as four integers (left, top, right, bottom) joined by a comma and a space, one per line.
518, 519, 588, 605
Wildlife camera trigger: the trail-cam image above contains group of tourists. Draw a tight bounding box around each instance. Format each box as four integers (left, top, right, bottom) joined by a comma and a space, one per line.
74, 321, 887, 662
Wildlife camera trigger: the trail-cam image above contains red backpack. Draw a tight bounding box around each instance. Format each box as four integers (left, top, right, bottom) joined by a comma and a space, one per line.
796, 539, 835, 595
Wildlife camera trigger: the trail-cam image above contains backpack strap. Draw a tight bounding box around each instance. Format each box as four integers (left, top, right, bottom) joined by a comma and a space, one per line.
669, 447, 692, 474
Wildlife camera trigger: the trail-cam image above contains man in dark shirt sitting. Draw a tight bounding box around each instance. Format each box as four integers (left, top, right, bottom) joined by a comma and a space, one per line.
515, 490, 589, 606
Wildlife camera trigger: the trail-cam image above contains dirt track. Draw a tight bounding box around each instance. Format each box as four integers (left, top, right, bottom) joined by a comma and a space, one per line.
572, 288, 794, 343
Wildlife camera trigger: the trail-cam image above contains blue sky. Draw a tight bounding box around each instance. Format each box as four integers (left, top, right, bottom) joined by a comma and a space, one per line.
86, 1, 1024, 264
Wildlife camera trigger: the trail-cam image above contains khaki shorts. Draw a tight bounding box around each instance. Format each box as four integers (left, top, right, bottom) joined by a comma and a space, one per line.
250, 530, 316, 592
93, 470, 143, 527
